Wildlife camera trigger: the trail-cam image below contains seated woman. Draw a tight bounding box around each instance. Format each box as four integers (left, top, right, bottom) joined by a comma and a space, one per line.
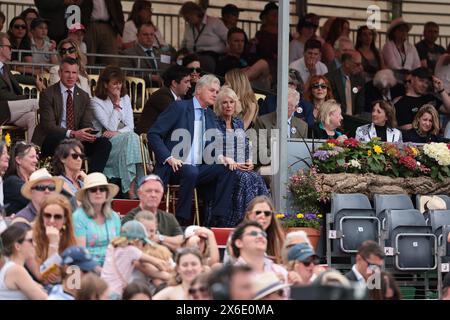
91, 66, 144, 198
310, 99, 348, 141
355, 26, 385, 82
403, 104, 443, 143
49, 38, 90, 96
52, 139, 86, 202
153, 248, 204, 300
303, 75, 334, 126
7, 16, 33, 75
0, 141, 10, 206
0, 224, 48, 299
32, 194, 76, 285
4, 142, 38, 216
355, 100, 403, 143
214, 86, 269, 227
73, 173, 121, 267
182, 54, 202, 100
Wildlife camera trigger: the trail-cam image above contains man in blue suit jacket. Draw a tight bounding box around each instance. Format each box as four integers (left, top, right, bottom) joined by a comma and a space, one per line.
148, 75, 235, 227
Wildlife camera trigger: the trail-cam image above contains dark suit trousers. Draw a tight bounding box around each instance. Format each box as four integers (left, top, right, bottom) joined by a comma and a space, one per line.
167, 164, 235, 221
41, 133, 112, 173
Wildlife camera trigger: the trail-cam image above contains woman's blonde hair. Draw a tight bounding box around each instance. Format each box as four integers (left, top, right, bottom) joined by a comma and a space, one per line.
225, 69, 258, 122
412, 104, 440, 136
214, 85, 242, 116
80, 190, 114, 219
33, 194, 76, 263
75, 273, 109, 300
319, 99, 341, 126
57, 38, 88, 77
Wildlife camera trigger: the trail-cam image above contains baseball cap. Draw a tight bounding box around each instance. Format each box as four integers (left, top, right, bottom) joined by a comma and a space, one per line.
68, 22, 86, 33
287, 243, 318, 262
121, 220, 152, 244
411, 67, 432, 80
184, 225, 206, 239
61, 246, 98, 272
222, 4, 243, 16
138, 174, 164, 189
30, 18, 49, 30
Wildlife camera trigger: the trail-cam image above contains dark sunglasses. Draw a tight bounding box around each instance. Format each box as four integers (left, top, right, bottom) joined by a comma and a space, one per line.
88, 186, 109, 193
188, 286, 208, 295
188, 67, 202, 73
32, 184, 56, 192
13, 24, 27, 30
69, 153, 85, 160
254, 210, 272, 217
59, 46, 77, 55
43, 213, 64, 221
301, 257, 320, 267
312, 83, 327, 90
20, 237, 34, 244
244, 230, 267, 238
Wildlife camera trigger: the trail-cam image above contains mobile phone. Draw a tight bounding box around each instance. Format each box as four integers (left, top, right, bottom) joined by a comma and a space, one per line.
90, 129, 99, 135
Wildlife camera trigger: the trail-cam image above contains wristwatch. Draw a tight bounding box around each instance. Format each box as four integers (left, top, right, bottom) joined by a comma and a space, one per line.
158, 234, 166, 243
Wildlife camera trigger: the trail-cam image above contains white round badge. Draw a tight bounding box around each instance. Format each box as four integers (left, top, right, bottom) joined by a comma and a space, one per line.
291, 127, 297, 134
352, 87, 359, 94
296, 107, 303, 114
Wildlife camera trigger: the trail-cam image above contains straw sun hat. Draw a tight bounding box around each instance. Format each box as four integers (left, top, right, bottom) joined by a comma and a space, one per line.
75, 172, 119, 202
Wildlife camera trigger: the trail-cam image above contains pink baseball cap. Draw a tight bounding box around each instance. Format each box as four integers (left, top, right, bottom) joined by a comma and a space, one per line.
68, 22, 86, 33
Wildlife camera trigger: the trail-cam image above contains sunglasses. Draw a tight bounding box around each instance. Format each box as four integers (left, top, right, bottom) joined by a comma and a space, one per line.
0, 44, 12, 50
362, 256, 382, 271
188, 286, 208, 295
20, 237, 34, 244
13, 24, 27, 30
244, 230, 267, 238
254, 210, 272, 217
43, 213, 64, 221
312, 83, 327, 90
69, 153, 85, 160
59, 46, 77, 55
301, 257, 320, 267
88, 186, 109, 193
32, 184, 56, 192
188, 67, 202, 73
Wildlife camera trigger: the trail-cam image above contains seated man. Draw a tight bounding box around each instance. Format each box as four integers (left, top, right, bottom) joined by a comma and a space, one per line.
289, 38, 328, 89
0, 32, 42, 142
136, 65, 191, 134
121, 23, 170, 87
148, 74, 235, 227
121, 174, 183, 251
216, 27, 271, 89
32, 57, 112, 173
326, 51, 365, 116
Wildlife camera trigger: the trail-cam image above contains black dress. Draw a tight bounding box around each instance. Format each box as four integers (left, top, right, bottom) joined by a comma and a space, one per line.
402, 128, 442, 143
310, 122, 343, 140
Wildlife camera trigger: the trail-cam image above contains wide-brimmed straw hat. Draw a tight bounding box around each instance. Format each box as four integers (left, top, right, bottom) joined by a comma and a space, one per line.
253, 272, 290, 300
75, 172, 119, 202
418, 195, 447, 213
21, 168, 63, 200
387, 17, 412, 38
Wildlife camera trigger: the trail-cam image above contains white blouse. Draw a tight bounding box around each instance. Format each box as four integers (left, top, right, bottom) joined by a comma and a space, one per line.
382, 40, 421, 71
90, 95, 134, 133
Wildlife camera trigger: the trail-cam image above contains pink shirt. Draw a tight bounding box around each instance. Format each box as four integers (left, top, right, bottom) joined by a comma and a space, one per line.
101, 245, 143, 296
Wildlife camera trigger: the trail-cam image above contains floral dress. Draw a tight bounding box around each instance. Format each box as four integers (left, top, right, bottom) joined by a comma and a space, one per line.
216, 116, 269, 227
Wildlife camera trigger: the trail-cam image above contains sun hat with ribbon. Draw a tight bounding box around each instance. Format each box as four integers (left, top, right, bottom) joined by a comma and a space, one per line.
75, 172, 119, 202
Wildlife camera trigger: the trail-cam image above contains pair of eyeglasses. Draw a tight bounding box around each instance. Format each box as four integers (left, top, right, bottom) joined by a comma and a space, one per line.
362, 256, 382, 271
188, 286, 208, 295
312, 83, 327, 90
188, 67, 202, 74
244, 230, 267, 238
0, 44, 12, 50
13, 24, 27, 30
88, 186, 108, 193
59, 46, 77, 55
20, 237, 34, 244
254, 210, 272, 217
301, 257, 320, 267
43, 213, 64, 221
69, 153, 85, 160
31, 184, 56, 192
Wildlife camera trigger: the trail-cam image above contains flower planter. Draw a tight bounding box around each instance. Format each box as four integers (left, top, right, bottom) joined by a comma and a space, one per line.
286, 227, 321, 251
315, 173, 450, 199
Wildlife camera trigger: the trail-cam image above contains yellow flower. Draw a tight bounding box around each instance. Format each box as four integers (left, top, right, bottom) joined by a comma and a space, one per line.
327, 143, 335, 148
4, 133, 11, 147
373, 145, 383, 155
297, 213, 304, 219
367, 150, 372, 157
410, 147, 418, 156
317, 214, 323, 218
276, 214, 285, 219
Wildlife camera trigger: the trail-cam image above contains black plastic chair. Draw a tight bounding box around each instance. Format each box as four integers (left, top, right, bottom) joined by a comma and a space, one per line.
374, 194, 414, 227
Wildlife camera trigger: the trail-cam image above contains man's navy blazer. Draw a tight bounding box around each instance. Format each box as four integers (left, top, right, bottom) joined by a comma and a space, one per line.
148, 98, 219, 179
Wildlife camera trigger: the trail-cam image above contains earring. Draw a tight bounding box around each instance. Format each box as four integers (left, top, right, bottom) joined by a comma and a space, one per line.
62, 225, 66, 231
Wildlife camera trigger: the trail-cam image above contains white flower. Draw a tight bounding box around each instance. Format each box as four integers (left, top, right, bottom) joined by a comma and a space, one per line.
349, 159, 361, 169
423, 143, 450, 166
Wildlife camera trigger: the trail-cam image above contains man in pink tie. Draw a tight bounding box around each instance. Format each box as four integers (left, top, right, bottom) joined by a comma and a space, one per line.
32, 57, 112, 173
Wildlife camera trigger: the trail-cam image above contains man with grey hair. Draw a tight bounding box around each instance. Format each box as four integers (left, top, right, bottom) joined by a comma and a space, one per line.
148, 74, 235, 227
0, 32, 41, 142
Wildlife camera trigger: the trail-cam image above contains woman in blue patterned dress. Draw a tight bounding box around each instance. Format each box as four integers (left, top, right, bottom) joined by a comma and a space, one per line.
214, 86, 269, 227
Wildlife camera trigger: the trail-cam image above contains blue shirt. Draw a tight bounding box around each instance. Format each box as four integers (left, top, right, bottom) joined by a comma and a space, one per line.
185, 97, 206, 165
